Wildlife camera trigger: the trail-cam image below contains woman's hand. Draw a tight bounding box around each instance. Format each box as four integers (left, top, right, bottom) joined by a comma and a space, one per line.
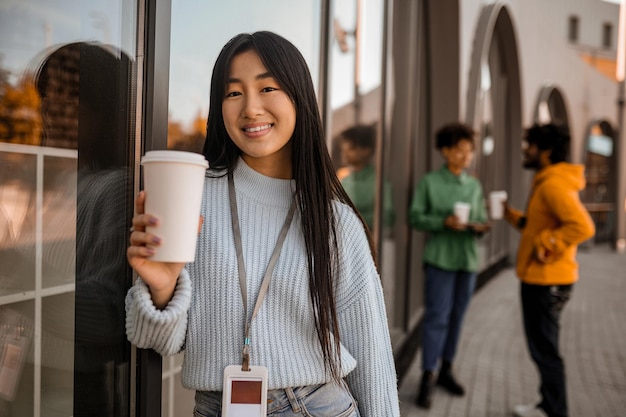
127, 191, 186, 309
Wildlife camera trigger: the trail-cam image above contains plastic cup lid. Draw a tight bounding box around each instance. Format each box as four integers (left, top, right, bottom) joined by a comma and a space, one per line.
141, 150, 208, 168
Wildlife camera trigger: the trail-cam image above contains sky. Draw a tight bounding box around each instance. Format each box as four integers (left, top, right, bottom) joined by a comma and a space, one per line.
0, 0, 135, 79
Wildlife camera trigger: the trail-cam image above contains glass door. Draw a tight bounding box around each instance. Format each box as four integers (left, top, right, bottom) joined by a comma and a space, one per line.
0, 1, 138, 416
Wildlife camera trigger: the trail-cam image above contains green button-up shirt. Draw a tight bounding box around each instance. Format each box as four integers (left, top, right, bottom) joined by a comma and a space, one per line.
409, 164, 487, 272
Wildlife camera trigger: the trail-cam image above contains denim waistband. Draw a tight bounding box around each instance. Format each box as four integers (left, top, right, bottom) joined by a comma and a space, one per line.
195, 379, 357, 416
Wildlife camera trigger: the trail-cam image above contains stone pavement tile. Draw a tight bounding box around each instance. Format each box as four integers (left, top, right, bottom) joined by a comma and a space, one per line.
399, 268, 531, 417
398, 245, 626, 417
562, 248, 626, 417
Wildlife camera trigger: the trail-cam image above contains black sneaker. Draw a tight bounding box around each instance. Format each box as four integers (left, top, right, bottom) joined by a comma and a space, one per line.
416, 371, 435, 409
436, 368, 465, 396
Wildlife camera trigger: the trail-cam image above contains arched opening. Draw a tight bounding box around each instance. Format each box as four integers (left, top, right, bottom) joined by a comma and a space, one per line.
465, 3, 522, 271
533, 85, 570, 127
581, 119, 617, 243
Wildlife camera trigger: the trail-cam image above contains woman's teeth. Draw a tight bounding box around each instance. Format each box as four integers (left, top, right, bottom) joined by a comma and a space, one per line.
244, 124, 271, 132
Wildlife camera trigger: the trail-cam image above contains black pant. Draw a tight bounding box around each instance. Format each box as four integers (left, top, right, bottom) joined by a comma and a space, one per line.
520, 283, 572, 417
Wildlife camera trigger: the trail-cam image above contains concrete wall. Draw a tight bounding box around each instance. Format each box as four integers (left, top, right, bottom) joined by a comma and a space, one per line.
460, 0, 620, 163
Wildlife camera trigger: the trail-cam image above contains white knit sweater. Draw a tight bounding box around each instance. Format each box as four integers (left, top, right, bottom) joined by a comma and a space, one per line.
125, 159, 400, 416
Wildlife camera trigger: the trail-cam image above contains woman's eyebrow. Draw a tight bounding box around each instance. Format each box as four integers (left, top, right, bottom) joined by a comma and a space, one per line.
227, 72, 273, 84
256, 72, 272, 80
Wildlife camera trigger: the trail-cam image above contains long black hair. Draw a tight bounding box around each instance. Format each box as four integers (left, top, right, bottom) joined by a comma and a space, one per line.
202, 31, 374, 381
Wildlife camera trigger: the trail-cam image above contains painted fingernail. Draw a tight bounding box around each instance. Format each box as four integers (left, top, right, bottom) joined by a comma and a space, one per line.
152, 237, 161, 244
149, 217, 158, 225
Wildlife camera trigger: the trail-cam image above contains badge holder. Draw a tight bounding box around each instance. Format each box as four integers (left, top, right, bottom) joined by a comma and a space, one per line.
222, 364, 268, 417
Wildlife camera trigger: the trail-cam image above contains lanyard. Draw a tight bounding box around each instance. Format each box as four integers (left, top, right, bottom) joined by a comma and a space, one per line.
228, 170, 296, 371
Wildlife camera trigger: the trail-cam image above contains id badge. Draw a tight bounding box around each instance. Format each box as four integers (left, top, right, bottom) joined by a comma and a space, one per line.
222, 365, 268, 417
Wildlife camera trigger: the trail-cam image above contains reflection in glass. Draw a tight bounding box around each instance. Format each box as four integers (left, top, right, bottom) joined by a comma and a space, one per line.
328, 0, 399, 338
43, 156, 76, 289
0, 152, 36, 295
336, 124, 394, 232
72, 42, 133, 417
331, 3, 357, 113
0, 300, 35, 417
41, 293, 74, 417
329, 0, 386, 231
0, 1, 136, 415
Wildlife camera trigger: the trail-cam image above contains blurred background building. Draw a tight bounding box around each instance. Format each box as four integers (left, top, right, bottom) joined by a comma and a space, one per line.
0, 0, 624, 416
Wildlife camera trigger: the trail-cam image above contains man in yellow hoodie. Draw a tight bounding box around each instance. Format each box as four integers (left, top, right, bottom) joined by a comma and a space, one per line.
504, 123, 595, 417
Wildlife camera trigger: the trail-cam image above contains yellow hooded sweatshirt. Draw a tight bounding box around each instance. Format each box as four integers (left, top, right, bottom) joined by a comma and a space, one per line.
505, 162, 595, 285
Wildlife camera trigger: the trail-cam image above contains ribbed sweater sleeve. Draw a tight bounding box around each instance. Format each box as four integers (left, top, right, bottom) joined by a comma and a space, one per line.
125, 269, 191, 355
334, 203, 400, 417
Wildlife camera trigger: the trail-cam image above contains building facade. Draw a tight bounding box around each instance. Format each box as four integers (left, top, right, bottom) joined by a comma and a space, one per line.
0, 0, 623, 415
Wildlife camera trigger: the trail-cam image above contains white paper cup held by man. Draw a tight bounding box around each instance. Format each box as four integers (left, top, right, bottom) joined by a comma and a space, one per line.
453, 202, 471, 225
141, 150, 208, 262
488, 190, 508, 220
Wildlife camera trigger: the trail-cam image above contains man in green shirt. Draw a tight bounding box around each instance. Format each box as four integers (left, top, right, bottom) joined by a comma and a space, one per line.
409, 122, 490, 409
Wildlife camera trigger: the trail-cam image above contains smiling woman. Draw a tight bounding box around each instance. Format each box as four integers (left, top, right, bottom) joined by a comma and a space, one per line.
126, 31, 401, 417
221, 50, 296, 179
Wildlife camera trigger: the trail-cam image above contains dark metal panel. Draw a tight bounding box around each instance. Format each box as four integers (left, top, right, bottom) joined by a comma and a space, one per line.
143, 0, 172, 152
134, 1, 172, 416
137, 349, 164, 417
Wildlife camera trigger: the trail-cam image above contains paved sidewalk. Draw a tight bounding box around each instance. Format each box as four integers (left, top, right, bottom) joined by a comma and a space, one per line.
398, 244, 626, 417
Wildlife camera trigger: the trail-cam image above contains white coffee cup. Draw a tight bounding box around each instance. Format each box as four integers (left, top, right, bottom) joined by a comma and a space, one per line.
453, 202, 471, 225
141, 150, 208, 262
488, 190, 508, 220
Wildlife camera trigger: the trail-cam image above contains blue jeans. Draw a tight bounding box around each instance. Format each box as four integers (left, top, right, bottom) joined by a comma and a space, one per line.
421, 264, 476, 371
193, 379, 360, 417
521, 283, 572, 417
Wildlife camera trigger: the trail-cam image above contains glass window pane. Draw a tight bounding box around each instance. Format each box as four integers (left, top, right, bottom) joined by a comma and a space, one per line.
42, 156, 76, 288
0, 152, 36, 295
0, 300, 35, 417
41, 293, 74, 417
0, 1, 137, 416
328, 0, 394, 323
331, 2, 357, 110
167, 0, 322, 151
